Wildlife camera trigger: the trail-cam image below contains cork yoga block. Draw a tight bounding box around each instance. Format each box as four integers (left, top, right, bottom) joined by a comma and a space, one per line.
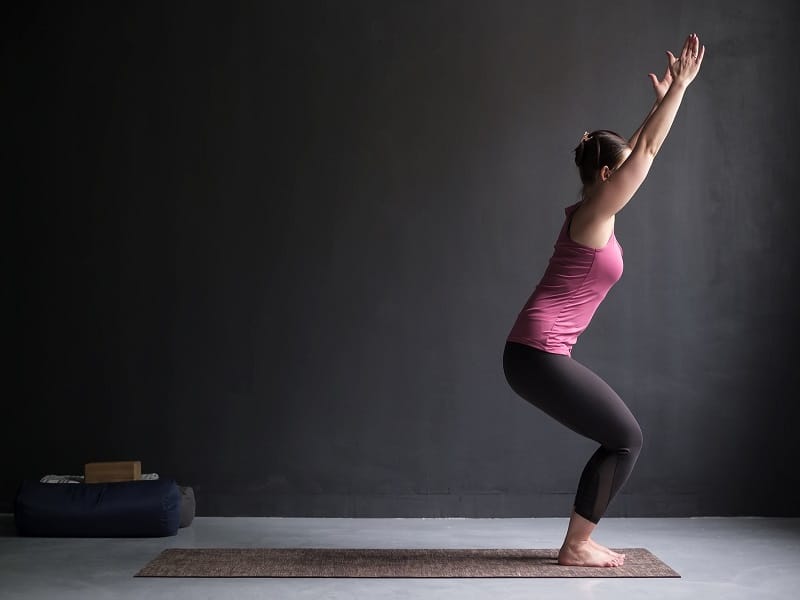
84, 461, 142, 483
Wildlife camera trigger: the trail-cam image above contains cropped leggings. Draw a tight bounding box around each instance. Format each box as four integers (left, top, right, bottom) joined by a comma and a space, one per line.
502, 341, 643, 524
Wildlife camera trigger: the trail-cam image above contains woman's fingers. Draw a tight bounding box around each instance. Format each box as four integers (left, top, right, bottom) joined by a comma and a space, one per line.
681, 34, 691, 59
696, 44, 705, 66
666, 50, 677, 74
663, 33, 704, 83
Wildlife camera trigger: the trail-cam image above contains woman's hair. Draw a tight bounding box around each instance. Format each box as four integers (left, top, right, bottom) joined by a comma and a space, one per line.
573, 130, 630, 185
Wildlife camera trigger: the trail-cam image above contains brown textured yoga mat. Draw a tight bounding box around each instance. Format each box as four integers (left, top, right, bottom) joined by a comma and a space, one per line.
135, 547, 680, 578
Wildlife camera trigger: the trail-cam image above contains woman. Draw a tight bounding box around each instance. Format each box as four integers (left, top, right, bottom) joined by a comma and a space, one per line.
503, 33, 705, 568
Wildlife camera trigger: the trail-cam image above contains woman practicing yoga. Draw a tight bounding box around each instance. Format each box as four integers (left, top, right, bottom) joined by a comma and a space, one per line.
503, 33, 705, 567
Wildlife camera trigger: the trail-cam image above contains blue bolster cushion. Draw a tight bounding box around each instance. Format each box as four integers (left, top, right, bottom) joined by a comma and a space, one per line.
14, 478, 181, 537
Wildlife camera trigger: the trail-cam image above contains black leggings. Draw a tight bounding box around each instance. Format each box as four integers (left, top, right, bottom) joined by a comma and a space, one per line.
502, 341, 643, 524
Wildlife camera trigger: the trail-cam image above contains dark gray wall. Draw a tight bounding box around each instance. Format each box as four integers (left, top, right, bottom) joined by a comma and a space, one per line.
5, 0, 800, 517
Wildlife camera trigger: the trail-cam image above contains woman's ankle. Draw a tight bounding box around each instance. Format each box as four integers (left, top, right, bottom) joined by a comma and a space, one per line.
563, 507, 596, 545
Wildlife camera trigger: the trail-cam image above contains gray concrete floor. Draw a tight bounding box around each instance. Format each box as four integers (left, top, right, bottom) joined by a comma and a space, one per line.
1, 514, 798, 599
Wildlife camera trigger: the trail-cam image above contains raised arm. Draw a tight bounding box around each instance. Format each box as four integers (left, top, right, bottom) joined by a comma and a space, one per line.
628, 51, 676, 148
628, 100, 659, 149
587, 33, 706, 219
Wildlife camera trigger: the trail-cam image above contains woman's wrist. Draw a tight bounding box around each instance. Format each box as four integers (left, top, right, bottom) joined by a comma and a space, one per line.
668, 80, 689, 91
657, 79, 689, 102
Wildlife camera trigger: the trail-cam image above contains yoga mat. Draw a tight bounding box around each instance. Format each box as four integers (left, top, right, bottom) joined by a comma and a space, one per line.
136, 547, 680, 578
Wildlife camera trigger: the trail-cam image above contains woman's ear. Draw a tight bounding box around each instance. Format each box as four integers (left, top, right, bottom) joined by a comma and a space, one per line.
600, 165, 612, 182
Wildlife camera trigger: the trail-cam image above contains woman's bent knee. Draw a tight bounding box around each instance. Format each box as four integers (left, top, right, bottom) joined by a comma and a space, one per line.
626, 422, 644, 454
609, 421, 643, 455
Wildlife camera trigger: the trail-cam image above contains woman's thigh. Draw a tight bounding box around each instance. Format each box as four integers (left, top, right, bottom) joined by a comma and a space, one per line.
503, 342, 641, 448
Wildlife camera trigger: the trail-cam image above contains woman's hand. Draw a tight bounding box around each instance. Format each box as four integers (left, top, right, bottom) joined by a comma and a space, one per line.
666, 33, 705, 87
648, 52, 674, 102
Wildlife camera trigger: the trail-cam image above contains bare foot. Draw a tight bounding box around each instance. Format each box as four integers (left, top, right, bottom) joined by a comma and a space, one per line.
558, 540, 625, 567
587, 538, 625, 559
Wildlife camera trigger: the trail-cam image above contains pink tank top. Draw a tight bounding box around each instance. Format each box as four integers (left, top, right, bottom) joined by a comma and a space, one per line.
506, 201, 624, 356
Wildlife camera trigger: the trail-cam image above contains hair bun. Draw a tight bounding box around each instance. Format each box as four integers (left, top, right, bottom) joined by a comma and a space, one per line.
574, 131, 592, 166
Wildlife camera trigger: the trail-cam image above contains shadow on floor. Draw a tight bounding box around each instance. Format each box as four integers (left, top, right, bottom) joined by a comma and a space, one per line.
0, 515, 18, 537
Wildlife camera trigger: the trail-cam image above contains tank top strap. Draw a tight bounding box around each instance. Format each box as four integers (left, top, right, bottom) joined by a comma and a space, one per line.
559, 201, 582, 240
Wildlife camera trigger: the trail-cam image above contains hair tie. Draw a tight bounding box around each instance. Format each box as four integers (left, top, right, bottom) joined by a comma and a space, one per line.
581, 131, 592, 143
